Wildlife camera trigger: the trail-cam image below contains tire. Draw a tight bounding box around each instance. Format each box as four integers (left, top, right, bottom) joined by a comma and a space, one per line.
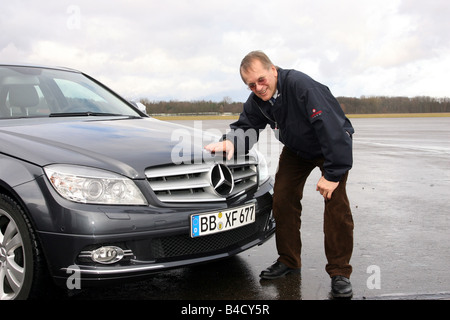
0, 194, 46, 300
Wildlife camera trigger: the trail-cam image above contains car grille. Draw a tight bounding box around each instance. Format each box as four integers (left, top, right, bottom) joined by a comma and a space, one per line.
145, 158, 258, 203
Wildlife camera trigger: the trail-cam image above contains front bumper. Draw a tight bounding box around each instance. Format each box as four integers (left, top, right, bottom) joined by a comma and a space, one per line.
32, 178, 275, 287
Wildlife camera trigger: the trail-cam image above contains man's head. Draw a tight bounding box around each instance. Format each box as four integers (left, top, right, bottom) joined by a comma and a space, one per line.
240, 51, 278, 101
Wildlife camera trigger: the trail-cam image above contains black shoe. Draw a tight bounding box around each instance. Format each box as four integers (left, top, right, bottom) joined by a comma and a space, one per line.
259, 261, 300, 279
331, 275, 353, 298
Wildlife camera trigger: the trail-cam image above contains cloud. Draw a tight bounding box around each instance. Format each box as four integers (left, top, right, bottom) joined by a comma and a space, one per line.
1, 0, 449, 101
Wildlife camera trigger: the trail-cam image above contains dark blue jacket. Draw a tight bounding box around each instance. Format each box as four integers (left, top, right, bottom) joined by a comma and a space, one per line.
225, 68, 354, 182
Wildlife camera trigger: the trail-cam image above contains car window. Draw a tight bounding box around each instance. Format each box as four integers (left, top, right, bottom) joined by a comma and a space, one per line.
0, 66, 141, 119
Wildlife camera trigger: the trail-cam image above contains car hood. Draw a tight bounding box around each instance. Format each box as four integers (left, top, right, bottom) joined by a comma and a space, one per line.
0, 117, 219, 179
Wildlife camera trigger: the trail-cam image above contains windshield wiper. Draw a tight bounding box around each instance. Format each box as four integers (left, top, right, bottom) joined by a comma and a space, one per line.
49, 112, 125, 117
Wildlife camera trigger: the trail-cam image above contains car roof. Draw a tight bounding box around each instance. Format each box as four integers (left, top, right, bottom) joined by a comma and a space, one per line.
0, 63, 81, 74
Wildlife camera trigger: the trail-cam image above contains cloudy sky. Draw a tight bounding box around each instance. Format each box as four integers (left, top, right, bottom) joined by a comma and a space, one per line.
1, 0, 449, 102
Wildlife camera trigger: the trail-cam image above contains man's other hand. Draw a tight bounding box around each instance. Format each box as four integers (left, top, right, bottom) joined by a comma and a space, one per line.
316, 176, 339, 200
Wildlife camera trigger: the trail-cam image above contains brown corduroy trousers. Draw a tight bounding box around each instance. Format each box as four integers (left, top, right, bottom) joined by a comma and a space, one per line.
272, 146, 354, 278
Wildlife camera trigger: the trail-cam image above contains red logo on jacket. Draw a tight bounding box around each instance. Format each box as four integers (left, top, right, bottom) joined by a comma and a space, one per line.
311, 108, 323, 119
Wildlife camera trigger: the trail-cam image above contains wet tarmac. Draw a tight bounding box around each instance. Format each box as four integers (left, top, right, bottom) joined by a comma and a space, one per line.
67, 117, 450, 301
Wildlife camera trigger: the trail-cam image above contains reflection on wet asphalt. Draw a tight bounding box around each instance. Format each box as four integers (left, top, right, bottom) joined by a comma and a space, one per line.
68, 254, 305, 300
68, 117, 450, 300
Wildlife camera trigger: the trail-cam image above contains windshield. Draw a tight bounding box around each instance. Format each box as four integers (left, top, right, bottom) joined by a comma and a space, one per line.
0, 66, 142, 119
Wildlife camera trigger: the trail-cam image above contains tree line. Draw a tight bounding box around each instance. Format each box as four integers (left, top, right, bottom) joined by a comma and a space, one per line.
338, 96, 450, 114
139, 96, 450, 115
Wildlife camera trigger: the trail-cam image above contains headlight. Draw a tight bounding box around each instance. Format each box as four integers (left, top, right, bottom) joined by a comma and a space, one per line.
44, 164, 147, 205
254, 150, 270, 184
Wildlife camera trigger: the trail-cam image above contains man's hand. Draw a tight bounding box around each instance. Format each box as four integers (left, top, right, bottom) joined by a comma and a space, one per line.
316, 176, 339, 200
204, 140, 235, 160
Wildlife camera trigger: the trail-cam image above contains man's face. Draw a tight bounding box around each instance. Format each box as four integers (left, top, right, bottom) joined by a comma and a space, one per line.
241, 60, 278, 101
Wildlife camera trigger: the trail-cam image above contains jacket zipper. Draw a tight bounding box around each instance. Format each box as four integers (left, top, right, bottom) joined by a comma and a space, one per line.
257, 104, 278, 129
257, 104, 282, 141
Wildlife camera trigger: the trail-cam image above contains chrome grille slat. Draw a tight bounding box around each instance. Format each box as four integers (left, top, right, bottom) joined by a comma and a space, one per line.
155, 192, 225, 203
145, 163, 212, 178
145, 159, 258, 203
230, 169, 255, 181
149, 176, 211, 191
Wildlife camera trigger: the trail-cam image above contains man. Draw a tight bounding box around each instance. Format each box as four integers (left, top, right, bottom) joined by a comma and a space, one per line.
205, 51, 355, 298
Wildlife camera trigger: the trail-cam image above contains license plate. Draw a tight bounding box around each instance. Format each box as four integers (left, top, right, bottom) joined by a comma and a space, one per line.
190, 203, 255, 238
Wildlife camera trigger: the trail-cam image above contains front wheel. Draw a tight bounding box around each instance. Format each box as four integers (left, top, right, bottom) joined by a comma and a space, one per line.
0, 194, 43, 300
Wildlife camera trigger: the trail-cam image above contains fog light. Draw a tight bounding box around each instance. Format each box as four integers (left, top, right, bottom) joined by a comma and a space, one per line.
91, 246, 124, 264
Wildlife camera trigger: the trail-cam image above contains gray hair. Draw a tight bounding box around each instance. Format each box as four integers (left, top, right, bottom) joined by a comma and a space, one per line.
240, 51, 274, 83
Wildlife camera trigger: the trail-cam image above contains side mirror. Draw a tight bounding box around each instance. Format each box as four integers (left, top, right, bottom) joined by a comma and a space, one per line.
129, 101, 148, 115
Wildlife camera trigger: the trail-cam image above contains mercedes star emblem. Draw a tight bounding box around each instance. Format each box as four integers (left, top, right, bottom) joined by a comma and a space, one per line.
210, 164, 234, 196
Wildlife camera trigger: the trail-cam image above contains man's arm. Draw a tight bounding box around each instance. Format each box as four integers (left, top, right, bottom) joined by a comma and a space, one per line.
306, 86, 354, 182
205, 97, 267, 159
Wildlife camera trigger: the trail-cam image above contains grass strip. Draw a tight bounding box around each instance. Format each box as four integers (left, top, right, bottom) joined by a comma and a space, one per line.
153, 113, 450, 121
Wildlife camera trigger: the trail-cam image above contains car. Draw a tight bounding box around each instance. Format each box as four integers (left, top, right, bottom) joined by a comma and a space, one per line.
0, 64, 275, 300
